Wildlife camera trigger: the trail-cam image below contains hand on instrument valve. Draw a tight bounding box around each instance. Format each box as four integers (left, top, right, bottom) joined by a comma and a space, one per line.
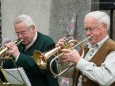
4, 42, 20, 58
61, 49, 81, 64
56, 37, 81, 64
55, 37, 66, 47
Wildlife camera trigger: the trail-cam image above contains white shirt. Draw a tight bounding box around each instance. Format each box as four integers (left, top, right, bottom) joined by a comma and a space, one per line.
77, 36, 115, 86
25, 31, 37, 50
15, 32, 37, 61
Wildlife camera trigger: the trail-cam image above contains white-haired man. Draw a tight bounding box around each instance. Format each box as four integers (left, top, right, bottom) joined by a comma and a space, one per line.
56, 11, 115, 86
3, 14, 59, 86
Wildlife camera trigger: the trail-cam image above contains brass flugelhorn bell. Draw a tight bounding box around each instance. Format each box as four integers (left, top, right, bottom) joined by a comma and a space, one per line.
0, 39, 23, 58
33, 46, 62, 69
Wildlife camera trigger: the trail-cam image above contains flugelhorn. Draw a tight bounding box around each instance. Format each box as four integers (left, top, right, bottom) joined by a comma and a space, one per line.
33, 37, 79, 69
33, 38, 76, 69
50, 36, 91, 77
0, 39, 23, 58
33, 36, 90, 72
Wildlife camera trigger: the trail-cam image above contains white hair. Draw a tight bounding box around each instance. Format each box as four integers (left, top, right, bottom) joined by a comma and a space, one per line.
85, 11, 110, 30
13, 14, 36, 28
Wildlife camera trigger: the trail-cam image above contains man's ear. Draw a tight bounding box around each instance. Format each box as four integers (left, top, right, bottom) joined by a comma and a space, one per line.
102, 23, 107, 31
30, 25, 35, 30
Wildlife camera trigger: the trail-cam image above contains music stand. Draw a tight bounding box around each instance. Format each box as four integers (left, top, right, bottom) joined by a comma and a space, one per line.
0, 58, 30, 86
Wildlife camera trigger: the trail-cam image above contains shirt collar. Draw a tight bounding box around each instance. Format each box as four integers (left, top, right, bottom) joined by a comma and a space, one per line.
87, 36, 109, 48
25, 31, 37, 49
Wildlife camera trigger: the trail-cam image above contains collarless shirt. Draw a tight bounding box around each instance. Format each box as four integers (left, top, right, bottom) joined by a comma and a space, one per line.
85, 36, 109, 61
77, 36, 115, 86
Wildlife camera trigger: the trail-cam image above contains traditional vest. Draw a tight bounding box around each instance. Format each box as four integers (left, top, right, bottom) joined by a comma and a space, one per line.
73, 38, 115, 86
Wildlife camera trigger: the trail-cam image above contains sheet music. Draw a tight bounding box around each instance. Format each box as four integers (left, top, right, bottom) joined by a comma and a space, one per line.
1, 67, 31, 86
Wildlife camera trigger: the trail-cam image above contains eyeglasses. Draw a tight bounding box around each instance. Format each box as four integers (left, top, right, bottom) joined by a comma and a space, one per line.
84, 24, 103, 32
16, 26, 33, 35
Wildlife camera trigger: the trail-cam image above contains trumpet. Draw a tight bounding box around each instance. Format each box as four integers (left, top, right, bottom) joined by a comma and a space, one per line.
0, 39, 23, 58
50, 36, 90, 77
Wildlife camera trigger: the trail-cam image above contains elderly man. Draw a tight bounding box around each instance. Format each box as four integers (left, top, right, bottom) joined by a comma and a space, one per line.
3, 14, 58, 86
56, 11, 115, 86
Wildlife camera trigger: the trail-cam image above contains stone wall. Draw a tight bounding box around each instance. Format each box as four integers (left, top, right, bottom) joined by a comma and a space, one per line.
49, 0, 91, 85
49, 0, 91, 42
1, 0, 51, 45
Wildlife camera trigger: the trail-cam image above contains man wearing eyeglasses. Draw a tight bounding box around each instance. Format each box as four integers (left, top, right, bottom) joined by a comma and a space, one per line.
3, 14, 59, 86
56, 11, 115, 86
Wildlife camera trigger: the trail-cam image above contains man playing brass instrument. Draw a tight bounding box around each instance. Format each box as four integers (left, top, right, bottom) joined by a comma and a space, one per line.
56, 11, 115, 86
2, 14, 58, 86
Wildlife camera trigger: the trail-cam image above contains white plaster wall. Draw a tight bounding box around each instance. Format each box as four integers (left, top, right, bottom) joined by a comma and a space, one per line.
1, 0, 51, 41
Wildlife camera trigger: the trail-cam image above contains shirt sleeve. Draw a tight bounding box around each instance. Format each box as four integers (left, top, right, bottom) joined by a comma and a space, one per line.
15, 53, 20, 62
76, 51, 115, 85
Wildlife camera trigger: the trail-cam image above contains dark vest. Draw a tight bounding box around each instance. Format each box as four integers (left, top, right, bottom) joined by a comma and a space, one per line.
73, 38, 115, 86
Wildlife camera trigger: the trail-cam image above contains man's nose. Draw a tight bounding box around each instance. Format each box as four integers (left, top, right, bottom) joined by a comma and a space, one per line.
18, 34, 23, 39
86, 30, 91, 35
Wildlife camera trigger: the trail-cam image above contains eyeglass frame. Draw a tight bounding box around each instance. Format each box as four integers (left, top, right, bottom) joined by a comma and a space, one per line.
16, 26, 33, 35
84, 23, 103, 32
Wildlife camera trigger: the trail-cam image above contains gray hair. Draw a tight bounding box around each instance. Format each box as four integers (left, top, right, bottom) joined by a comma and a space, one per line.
13, 14, 35, 28
85, 11, 110, 30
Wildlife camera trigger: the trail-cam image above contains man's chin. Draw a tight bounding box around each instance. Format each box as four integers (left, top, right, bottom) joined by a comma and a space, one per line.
22, 42, 28, 46
89, 40, 94, 44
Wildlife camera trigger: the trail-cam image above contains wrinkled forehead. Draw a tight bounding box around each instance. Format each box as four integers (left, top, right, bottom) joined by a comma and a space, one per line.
84, 17, 99, 27
14, 22, 28, 30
